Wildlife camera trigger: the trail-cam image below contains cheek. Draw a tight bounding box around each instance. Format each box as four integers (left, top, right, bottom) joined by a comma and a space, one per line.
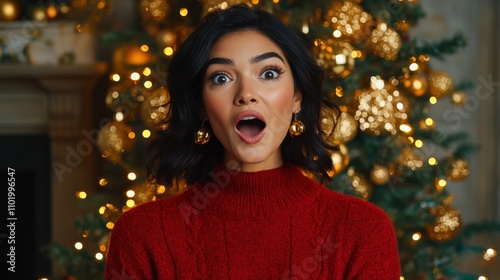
266, 87, 296, 134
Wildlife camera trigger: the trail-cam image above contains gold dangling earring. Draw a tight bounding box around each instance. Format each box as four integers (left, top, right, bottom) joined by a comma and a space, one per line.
289, 111, 305, 136
195, 120, 210, 145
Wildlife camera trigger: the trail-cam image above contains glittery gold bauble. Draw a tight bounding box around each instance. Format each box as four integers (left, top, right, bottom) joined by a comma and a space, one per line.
97, 121, 136, 162
313, 39, 355, 78
446, 158, 470, 182
156, 28, 177, 48
349, 79, 410, 136
331, 112, 358, 143
397, 148, 423, 170
140, 87, 170, 130
130, 181, 158, 205
105, 81, 144, 121
324, 1, 375, 44
428, 71, 454, 98
347, 168, 373, 200
403, 73, 428, 97
139, 0, 170, 23
369, 22, 402, 60
320, 105, 338, 137
202, 0, 253, 15
0, 0, 21, 21
32, 6, 47, 22
370, 165, 390, 185
426, 204, 463, 242
451, 91, 467, 106
327, 142, 350, 177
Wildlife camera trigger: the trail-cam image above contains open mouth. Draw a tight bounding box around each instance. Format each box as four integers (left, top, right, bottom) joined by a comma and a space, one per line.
236, 117, 266, 137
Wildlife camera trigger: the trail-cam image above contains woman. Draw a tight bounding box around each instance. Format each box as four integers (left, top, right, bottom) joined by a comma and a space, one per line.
105, 5, 400, 279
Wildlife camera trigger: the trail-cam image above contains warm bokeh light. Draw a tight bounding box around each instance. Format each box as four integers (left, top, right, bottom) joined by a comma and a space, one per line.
428, 157, 438, 165
414, 139, 423, 148
164, 47, 174, 56
115, 112, 124, 122
157, 185, 166, 194
128, 132, 136, 139
429, 96, 437, 104
412, 232, 422, 241
179, 8, 188, 16
106, 222, 115, 229
144, 81, 153, 89
99, 206, 106, 215
126, 190, 136, 198
142, 129, 152, 138
409, 62, 419, 71
130, 72, 141, 81
143, 67, 152, 76
140, 44, 149, 52
425, 118, 434, 126
111, 74, 121, 82
127, 172, 137, 181
126, 199, 136, 208
74, 242, 83, 250
99, 178, 108, 186
95, 252, 104, 260
76, 191, 87, 199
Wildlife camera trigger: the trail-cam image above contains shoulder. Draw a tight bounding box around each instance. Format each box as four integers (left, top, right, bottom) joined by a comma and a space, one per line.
316, 186, 393, 229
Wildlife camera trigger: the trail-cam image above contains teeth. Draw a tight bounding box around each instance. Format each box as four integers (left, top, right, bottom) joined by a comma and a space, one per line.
241, 116, 257, 121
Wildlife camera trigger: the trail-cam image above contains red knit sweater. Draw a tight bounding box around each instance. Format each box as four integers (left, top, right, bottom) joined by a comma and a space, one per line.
105, 163, 400, 279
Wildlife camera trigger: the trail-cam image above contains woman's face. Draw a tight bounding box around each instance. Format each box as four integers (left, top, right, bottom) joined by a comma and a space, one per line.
202, 30, 302, 172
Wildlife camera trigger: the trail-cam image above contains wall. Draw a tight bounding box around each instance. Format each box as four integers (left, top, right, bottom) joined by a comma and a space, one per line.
411, 0, 500, 277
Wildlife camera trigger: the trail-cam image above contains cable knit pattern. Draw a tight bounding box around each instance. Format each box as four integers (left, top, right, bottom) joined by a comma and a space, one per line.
105, 163, 401, 280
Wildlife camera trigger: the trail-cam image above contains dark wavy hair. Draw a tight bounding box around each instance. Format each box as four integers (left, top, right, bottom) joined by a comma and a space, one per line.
147, 4, 339, 186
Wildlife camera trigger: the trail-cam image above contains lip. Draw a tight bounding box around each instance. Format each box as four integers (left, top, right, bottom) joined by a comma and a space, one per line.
234, 110, 266, 144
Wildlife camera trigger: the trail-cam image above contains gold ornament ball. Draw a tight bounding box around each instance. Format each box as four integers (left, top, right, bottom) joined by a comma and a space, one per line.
331, 112, 358, 143
324, 1, 375, 44
289, 120, 305, 136
446, 158, 470, 182
451, 91, 467, 106
327, 142, 350, 178
426, 204, 463, 242
0, 0, 21, 21
370, 165, 391, 185
397, 148, 423, 171
403, 73, 428, 97
156, 28, 177, 48
320, 105, 338, 137
139, 0, 170, 23
97, 121, 136, 162
105, 81, 142, 121
313, 39, 356, 78
349, 80, 410, 136
347, 168, 373, 200
369, 23, 402, 61
140, 87, 170, 130
202, 0, 254, 15
428, 71, 454, 98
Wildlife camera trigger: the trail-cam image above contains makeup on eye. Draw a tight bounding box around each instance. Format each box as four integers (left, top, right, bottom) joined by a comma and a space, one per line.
207, 64, 285, 85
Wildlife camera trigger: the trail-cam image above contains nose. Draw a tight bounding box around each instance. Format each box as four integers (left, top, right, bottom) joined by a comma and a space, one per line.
234, 77, 258, 105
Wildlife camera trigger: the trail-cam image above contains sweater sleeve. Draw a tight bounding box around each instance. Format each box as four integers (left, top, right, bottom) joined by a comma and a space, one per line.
344, 200, 401, 279
105, 203, 176, 280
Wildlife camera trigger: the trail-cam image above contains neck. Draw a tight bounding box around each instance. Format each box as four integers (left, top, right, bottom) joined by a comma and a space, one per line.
194, 163, 321, 219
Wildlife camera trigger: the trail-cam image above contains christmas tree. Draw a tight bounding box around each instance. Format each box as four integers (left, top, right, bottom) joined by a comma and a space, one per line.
41, 0, 500, 279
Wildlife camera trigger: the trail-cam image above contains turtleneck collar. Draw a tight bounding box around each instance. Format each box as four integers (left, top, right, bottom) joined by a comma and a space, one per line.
192, 163, 321, 219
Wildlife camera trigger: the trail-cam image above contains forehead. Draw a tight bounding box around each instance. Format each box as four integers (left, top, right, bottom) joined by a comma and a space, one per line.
208, 30, 286, 59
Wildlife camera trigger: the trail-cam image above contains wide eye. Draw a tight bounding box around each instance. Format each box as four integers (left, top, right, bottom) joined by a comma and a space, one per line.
211, 73, 232, 85
260, 69, 280, 80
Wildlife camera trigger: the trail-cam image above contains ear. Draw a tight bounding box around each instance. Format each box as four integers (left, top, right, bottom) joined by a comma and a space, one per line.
293, 91, 303, 113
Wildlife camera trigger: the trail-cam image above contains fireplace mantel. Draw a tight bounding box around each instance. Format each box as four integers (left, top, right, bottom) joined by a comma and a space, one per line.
0, 62, 107, 277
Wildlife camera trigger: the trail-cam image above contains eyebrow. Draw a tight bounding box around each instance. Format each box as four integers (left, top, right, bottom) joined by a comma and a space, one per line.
206, 52, 285, 67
